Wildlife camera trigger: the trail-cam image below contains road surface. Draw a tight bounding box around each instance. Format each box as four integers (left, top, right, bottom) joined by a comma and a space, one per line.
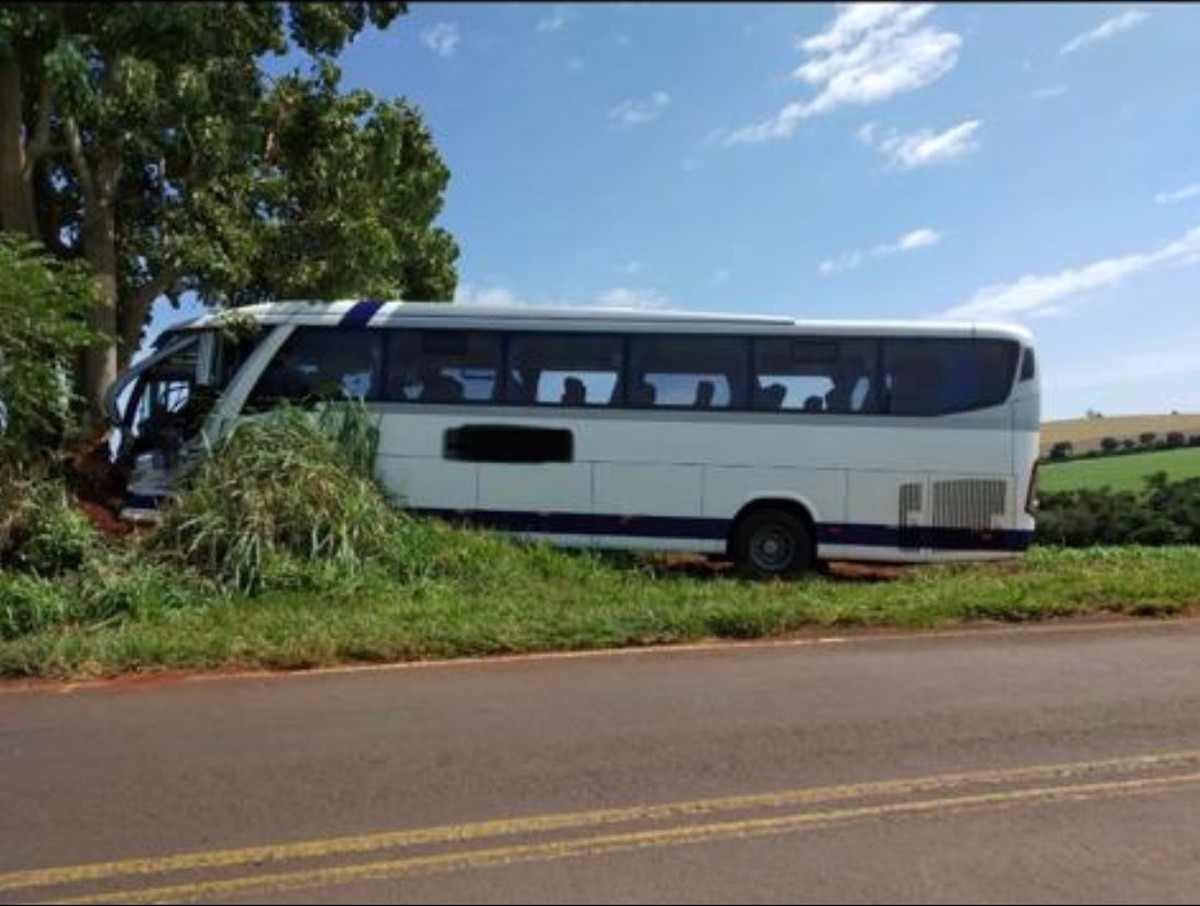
3, 618, 1200, 903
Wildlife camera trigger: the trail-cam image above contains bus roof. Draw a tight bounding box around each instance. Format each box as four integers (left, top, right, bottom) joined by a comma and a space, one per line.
180, 299, 1034, 344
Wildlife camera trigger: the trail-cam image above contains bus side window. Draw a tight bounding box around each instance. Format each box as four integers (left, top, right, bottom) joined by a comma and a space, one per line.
505, 333, 623, 407
386, 330, 502, 403
244, 328, 382, 413
882, 339, 1020, 416
754, 338, 877, 413
627, 336, 747, 409
1020, 347, 1036, 381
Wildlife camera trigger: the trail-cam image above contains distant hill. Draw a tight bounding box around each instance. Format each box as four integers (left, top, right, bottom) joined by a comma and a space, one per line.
1040, 413, 1200, 456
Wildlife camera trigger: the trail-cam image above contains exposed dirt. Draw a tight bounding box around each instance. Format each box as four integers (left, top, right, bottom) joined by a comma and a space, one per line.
644, 554, 913, 582
60, 434, 132, 538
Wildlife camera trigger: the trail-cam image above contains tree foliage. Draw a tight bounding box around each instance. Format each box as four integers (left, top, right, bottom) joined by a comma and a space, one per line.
0, 232, 100, 460
0, 3, 457, 422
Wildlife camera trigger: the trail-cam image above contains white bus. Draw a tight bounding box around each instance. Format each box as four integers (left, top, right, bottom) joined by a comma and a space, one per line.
106, 300, 1040, 577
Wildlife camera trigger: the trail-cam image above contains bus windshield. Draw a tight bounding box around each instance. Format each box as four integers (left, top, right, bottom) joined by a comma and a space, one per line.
110, 327, 263, 465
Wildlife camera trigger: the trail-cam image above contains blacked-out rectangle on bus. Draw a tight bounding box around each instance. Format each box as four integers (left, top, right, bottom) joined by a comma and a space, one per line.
443, 424, 575, 463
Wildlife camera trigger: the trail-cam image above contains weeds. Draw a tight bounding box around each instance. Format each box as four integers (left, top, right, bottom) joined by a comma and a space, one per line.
0, 463, 99, 575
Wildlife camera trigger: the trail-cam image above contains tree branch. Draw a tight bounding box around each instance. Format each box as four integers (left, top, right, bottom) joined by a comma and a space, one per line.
62, 115, 96, 202
130, 264, 180, 318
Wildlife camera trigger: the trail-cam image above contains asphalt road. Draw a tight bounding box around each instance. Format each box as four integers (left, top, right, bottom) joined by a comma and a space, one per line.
3, 618, 1200, 904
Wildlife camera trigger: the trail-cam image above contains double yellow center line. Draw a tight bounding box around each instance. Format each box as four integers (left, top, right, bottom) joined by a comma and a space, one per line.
7, 749, 1200, 904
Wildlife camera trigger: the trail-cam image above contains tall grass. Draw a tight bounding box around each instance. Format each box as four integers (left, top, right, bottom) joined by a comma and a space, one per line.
150, 403, 404, 593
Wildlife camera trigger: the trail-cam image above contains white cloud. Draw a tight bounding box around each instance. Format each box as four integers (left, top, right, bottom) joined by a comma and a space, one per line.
725, 3, 961, 146
608, 91, 670, 126
1155, 182, 1200, 205
421, 23, 460, 58
1060, 8, 1148, 55
618, 261, 643, 276
1032, 85, 1068, 100
1055, 337, 1200, 391
819, 250, 865, 276
453, 283, 519, 306
536, 6, 569, 33
594, 287, 670, 310
860, 119, 981, 169
566, 58, 584, 74
819, 226, 942, 275
889, 227, 941, 251
943, 225, 1200, 320
453, 283, 671, 311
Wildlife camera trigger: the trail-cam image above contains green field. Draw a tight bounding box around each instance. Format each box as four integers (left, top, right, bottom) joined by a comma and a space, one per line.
1040, 447, 1200, 493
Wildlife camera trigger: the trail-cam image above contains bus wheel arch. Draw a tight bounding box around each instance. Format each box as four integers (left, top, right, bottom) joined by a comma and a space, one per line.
728, 498, 818, 580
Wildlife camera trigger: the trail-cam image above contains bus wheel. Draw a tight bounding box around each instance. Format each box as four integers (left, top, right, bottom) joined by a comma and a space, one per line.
732, 509, 813, 580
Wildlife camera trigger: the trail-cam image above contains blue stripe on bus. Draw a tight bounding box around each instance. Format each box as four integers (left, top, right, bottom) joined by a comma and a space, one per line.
816, 523, 1034, 552
413, 508, 1034, 553
339, 299, 383, 328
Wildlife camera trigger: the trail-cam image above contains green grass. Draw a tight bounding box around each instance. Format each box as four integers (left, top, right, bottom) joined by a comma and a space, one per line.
1040, 448, 1200, 494
2, 541, 1197, 680
4, 409, 1196, 682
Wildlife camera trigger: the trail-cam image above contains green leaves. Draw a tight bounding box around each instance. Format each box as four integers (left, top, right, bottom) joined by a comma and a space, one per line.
0, 233, 102, 459
221, 61, 458, 305
43, 38, 95, 119
3, 1, 456, 414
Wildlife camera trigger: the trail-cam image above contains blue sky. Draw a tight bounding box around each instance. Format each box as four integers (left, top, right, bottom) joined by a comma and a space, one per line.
154, 3, 1200, 420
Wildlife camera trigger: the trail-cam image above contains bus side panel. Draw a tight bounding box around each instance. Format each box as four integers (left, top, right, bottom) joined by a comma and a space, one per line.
375, 408, 479, 510
844, 470, 929, 554
593, 463, 704, 519
703, 466, 847, 530
477, 463, 592, 523
377, 457, 478, 511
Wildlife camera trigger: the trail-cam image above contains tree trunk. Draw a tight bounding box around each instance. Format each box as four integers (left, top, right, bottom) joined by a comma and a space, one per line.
0, 56, 37, 236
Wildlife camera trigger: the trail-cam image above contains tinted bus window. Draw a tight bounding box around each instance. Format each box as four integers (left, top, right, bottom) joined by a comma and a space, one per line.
882, 338, 1019, 416
506, 333, 624, 406
628, 336, 748, 409
753, 337, 878, 413
245, 328, 382, 412
387, 330, 502, 403
1020, 347, 1036, 381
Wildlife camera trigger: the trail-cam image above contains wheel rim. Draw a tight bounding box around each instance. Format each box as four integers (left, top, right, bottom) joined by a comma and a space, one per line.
749, 523, 795, 572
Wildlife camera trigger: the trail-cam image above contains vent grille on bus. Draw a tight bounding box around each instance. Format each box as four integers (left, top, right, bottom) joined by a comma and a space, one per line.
898, 482, 923, 551
932, 479, 1007, 530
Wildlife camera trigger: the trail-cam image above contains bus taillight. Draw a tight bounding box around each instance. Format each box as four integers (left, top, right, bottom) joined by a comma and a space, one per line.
1025, 462, 1040, 516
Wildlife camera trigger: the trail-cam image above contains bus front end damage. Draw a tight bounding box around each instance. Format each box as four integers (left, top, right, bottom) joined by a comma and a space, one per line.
106, 323, 263, 522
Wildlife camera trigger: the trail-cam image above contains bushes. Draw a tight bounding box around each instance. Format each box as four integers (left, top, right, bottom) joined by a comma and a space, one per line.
0, 464, 99, 575
0, 233, 101, 462
1036, 473, 1200, 546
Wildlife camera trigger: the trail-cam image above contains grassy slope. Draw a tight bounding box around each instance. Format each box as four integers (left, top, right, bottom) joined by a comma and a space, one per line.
1041, 414, 1200, 455
2, 545, 1197, 680
1040, 447, 1200, 493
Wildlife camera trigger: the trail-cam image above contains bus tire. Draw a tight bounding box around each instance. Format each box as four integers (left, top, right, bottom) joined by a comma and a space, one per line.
732, 508, 814, 580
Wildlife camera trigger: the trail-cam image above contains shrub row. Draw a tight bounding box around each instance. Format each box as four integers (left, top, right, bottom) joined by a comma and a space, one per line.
1046, 433, 1200, 461
1036, 473, 1200, 546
